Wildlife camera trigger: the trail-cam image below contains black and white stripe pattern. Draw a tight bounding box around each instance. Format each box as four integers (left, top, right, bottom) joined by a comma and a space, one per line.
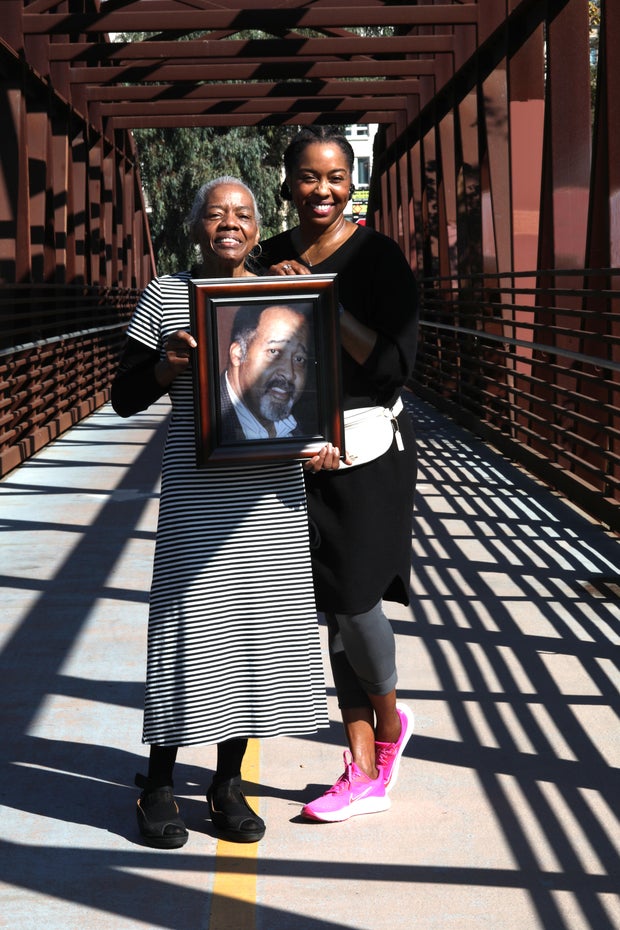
128, 273, 329, 747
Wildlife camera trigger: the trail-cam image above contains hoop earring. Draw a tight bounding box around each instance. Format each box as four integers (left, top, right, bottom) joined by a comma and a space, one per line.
250, 242, 263, 258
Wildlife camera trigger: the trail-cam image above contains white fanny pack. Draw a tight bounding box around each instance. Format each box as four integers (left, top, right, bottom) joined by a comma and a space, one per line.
340, 396, 404, 468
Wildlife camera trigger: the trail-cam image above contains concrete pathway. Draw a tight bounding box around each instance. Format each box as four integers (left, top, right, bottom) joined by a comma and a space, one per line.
1, 394, 618, 930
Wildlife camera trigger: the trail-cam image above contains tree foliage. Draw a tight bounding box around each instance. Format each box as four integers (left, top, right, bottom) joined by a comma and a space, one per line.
588, 1, 601, 28
134, 124, 296, 274
124, 22, 394, 273
588, 0, 601, 110
118, 31, 297, 273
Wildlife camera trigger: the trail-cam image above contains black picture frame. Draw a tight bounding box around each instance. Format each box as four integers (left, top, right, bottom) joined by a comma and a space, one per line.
189, 274, 344, 466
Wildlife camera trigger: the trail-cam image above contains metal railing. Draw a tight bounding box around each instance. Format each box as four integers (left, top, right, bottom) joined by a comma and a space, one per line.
411, 269, 620, 533
0, 285, 138, 477
2, 273, 619, 535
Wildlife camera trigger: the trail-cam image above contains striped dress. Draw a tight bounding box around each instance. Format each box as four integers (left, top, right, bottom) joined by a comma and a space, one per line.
126, 272, 329, 747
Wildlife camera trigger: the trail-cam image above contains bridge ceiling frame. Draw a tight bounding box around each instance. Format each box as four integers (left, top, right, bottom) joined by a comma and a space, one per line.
3, 0, 616, 286
0, 0, 497, 290
10, 0, 480, 132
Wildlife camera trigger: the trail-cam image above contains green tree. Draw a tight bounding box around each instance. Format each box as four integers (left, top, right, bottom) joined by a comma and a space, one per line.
117, 31, 297, 272
135, 124, 295, 274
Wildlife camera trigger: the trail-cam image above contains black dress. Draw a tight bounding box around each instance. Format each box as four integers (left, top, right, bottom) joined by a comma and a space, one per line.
261, 226, 419, 614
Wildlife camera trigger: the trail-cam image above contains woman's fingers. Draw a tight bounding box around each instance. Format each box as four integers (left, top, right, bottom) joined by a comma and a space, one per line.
164, 330, 196, 373
269, 261, 311, 276
304, 444, 342, 473
166, 330, 196, 355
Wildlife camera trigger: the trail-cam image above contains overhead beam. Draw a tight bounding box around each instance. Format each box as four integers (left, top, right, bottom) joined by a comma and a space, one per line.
23, 0, 452, 8
96, 94, 410, 118
23, 4, 478, 33
85, 78, 421, 102
108, 110, 402, 130
47, 35, 456, 63
65, 58, 440, 84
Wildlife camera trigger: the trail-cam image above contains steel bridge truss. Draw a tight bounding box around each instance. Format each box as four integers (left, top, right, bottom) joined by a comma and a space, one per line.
1, 1, 619, 530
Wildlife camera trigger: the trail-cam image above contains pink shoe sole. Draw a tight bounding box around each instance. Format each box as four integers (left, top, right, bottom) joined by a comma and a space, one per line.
301, 751, 391, 823
302, 793, 391, 823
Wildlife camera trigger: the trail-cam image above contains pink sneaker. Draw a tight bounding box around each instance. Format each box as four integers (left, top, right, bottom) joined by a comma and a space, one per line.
374, 702, 414, 793
301, 751, 390, 823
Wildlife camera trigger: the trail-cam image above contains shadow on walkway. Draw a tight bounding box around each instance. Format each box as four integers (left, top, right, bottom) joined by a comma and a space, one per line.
0, 395, 618, 930
401, 395, 620, 930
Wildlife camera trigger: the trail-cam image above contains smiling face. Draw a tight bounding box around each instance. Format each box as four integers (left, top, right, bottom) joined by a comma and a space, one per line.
197, 182, 260, 275
228, 305, 309, 434
287, 141, 353, 234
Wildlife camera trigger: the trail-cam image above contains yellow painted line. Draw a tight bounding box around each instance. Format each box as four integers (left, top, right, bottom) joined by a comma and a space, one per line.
208, 738, 260, 930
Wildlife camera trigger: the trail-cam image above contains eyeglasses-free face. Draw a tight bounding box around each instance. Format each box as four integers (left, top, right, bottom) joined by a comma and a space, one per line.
199, 183, 260, 268
288, 142, 353, 230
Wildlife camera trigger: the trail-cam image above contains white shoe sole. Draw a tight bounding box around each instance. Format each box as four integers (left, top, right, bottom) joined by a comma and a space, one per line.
302, 793, 391, 823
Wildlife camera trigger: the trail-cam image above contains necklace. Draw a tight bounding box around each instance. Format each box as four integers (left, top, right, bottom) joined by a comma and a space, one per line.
295, 222, 357, 268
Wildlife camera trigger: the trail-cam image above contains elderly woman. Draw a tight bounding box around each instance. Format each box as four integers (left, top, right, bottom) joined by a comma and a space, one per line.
112, 177, 340, 847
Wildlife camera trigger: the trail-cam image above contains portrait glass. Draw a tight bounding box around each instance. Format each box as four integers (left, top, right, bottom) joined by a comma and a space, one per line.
189, 275, 345, 466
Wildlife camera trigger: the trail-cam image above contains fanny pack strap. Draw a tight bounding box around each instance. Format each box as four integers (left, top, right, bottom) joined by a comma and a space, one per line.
389, 397, 404, 450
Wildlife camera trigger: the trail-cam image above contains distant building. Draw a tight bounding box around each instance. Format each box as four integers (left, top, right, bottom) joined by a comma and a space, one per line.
345, 124, 378, 223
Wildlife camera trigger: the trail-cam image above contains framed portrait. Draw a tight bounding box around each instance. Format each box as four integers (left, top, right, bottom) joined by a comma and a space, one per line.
189, 274, 345, 466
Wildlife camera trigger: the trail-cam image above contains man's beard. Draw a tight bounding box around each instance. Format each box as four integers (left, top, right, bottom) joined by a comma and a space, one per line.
258, 376, 297, 422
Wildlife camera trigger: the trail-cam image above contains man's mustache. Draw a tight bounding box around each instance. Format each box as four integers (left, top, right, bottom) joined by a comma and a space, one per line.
264, 375, 296, 395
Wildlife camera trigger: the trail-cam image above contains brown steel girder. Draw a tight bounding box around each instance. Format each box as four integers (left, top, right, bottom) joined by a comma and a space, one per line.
15, 0, 478, 131
4, 0, 620, 533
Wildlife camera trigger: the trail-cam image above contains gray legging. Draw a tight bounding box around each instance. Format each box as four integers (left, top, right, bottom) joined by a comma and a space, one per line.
326, 602, 397, 709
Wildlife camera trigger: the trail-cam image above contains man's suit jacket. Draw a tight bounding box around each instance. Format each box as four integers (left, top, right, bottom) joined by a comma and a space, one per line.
219, 371, 247, 443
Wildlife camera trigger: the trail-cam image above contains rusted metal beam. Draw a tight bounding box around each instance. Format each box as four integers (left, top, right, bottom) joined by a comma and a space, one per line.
23, 4, 479, 33
84, 78, 421, 101
546, 0, 592, 271
96, 95, 409, 118
107, 110, 401, 129
601, 0, 620, 269
24, 0, 458, 9
47, 35, 457, 62
376, 0, 570, 173
65, 58, 440, 84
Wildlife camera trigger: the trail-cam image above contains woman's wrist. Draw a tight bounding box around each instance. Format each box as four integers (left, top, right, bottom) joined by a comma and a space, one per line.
154, 359, 176, 388
340, 310, 377, 366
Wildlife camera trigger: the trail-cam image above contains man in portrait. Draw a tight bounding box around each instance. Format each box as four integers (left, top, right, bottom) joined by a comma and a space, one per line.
220, 302, 315, 441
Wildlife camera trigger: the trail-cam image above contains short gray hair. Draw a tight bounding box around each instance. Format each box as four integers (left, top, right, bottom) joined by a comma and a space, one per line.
186, 176, 261, 243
